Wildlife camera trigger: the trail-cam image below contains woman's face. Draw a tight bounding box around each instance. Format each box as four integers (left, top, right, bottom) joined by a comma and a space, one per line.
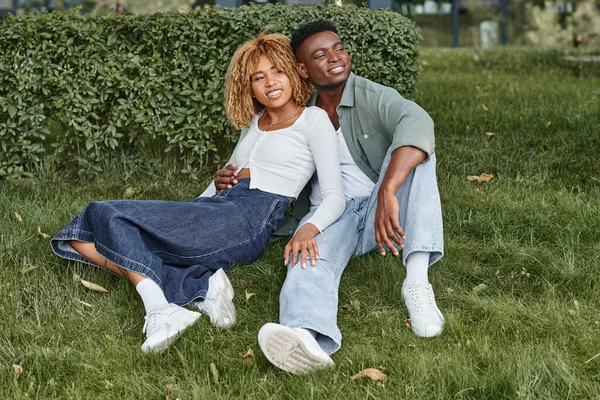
251, 55, 295, 109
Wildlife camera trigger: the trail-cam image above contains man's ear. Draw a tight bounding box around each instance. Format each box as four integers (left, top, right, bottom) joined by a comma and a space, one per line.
296, 63, 308, 79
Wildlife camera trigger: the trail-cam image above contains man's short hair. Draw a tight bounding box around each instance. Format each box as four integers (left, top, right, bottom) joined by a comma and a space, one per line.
290, 20, 339, 54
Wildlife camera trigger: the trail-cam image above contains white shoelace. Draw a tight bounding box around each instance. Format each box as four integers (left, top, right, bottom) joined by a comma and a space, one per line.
142, 306, 175, 335
406, 284, 437, 314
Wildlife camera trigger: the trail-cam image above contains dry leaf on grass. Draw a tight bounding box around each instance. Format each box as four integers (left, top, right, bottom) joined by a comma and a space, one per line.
77, 279, 109, 293
77, 299, 94, 308
545, 121, 552, 128
481, 104, 489, 112
12, 364, 23, 378
245, 289, 255, 302
472, 283, 489, 294
351, 368, 388, 381
124, 187, 136, 199
21, 265, 39, 274
407, 344, 418, 348
36, 226, 50, 239
467, 174, 494, 183
13, 212, 23, 223
485, 132, 495, 137
422, 60, 429, 66
483, 84, 493, 92
164, 382, 175, 400
241, 347, 254, 366
405, 319, 412, 328
210, 363, 219, 383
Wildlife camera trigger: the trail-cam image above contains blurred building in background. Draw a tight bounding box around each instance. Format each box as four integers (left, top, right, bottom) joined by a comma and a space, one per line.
7, 0, 599, 49
0, 0, 18, 16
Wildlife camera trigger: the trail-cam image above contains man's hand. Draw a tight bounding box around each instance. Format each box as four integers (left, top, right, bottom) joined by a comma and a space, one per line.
214, 163, 238, 192
284, 223, 320, 269
375, 186, 406, 257
374, 146, 426, 256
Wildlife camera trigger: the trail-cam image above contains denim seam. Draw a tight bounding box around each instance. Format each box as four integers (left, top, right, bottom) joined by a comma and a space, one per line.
182, 288, 208, 307
150, 197, 286, 260
328, 237, 356, 338
403, 245, 444, 267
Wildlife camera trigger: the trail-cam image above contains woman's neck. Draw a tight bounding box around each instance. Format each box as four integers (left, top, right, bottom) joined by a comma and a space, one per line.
258, 102, 303, 132
263, 102, 301, 125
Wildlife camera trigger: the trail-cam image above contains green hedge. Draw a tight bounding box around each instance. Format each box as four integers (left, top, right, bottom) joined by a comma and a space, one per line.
0, 4, 422, 179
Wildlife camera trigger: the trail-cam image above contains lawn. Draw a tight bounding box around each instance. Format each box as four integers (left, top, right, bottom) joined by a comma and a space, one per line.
1, 48, 599, 399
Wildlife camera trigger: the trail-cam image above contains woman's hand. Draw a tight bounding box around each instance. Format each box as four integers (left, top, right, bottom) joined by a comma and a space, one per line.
284, 223, 320, 269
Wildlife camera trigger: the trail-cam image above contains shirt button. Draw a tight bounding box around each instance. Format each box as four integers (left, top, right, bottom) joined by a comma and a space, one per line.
363, 134, 368, 139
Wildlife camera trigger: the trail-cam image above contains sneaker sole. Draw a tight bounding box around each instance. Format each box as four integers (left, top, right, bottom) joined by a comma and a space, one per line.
409, 319, 444, 337
141, 312, 201, 354
258, 325, 333, 375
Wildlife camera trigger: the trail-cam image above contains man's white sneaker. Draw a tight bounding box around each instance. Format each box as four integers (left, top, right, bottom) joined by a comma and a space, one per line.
402, 281, 444, 337
193, 268, 236, 328
258, 323, 334, 374
141, 304, 201, 354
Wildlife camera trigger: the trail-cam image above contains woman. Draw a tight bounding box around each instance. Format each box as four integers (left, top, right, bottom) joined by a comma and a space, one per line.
51, 33, 345, 354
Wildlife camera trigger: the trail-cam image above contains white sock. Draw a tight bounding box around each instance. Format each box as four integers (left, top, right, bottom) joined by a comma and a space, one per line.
404, 251, 430, 287
136, 278, 169, 314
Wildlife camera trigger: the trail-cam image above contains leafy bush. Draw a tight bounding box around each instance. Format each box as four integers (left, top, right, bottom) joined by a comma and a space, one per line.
0, 4, 422, 179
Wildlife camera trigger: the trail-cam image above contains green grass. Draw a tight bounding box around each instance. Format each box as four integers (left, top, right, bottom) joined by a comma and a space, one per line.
1, 48, 600, 399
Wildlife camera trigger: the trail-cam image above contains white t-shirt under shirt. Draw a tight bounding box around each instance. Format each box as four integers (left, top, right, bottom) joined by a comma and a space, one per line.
310, 128, 375, 209
201, 107, 345, 232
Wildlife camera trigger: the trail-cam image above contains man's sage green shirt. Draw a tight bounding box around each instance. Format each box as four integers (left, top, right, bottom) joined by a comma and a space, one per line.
273, 72, 435, 237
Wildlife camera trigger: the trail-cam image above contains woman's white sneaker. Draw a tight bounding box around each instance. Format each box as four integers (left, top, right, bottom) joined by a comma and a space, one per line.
193, 268, 237, 328
141, 304, 201, 353
402, 281, 444, 337
258, 323, 334, 374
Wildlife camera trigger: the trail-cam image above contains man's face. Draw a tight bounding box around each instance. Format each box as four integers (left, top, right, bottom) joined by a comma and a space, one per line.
295, 31, 351, 90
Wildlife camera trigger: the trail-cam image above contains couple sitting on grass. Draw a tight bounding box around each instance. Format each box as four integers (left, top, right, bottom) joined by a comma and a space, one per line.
51, 20, 444, 375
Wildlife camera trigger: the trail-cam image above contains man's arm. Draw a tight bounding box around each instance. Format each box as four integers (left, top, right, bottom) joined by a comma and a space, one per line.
375, 146, 426, 256
373, 88, 434, 255
378, 86, 435, 159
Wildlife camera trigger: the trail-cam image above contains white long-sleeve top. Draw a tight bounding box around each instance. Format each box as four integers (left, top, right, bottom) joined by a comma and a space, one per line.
201, 106, 345, 232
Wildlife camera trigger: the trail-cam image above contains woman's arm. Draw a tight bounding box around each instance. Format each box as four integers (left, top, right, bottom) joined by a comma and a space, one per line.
199, 127, 249, 197
284, 110, 345, 268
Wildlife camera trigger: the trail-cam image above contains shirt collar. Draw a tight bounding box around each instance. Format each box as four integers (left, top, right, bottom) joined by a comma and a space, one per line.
308, 72, 356, 108
339, 72, 356, 108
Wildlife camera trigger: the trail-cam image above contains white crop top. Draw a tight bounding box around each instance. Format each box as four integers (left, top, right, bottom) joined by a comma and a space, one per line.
201, 107, 345, 232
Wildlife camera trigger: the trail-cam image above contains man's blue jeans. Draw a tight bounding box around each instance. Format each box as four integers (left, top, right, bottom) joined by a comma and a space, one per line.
279, 151, 444, 355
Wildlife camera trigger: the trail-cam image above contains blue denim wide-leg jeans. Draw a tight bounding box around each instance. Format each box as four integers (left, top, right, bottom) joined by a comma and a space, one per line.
279, 151, 444, 355
51, 179, 289, 306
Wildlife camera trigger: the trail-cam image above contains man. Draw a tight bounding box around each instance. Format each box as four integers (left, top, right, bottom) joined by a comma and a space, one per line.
213, 21, 444, 374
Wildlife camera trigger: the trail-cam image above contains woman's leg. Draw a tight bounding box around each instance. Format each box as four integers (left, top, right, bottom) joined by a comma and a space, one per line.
70, 240, 166, 312
69, 240, 200, 353
69, 240, 145, 284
